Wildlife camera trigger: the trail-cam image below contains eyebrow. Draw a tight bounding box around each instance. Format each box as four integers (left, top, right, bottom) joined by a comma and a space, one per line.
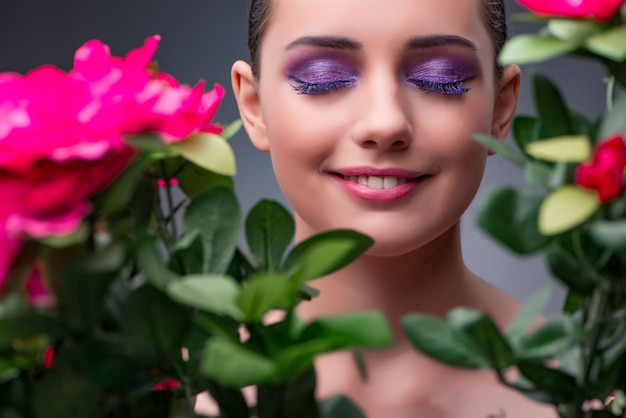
285, 34, 477, 52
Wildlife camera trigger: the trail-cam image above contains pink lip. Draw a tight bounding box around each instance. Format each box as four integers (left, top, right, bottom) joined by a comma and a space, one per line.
333, 166, 423, 178
330, 167, 427, 203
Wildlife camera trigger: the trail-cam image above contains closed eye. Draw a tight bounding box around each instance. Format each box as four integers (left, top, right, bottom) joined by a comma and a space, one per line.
409, 79, 469, 95
288, 75, 357, 95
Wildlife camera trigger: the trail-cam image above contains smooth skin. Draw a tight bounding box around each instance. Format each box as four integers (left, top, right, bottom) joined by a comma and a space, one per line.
231, 0, 558, 416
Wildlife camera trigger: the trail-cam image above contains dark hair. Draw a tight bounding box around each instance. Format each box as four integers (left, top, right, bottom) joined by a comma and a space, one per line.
247, 0, 507, 80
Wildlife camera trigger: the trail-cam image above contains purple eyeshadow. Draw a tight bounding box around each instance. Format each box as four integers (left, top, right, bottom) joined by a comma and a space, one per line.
286, 56, 358, 94
406, 56, 476, 84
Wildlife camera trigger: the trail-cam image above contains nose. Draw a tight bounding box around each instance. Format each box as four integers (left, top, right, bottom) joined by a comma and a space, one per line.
351, 75, 412, 151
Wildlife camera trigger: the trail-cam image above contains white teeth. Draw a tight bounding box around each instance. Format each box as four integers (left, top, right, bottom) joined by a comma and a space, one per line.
344, 175, 409, 189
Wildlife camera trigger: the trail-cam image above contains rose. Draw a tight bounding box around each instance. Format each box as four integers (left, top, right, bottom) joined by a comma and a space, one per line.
517, 0, 626, 21
0, 150, 133, 292
575, 134, 626, 202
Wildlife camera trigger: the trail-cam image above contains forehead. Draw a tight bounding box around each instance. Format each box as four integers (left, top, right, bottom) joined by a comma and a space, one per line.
265, 0, 491, 53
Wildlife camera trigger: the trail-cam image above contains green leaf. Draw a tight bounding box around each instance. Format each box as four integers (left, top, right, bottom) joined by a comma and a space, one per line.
202, 337, 277, 387
588, 219, 626, 250
517, 360, 578, 404
169, 229, 205, 275
246, 200, 295, 272
402, 314, 489, 369
506, 280, 555, 341
524, 162, 554, 187
516, 315, 581, 361
283, 229, 373, 284
0, 314, 66, 350
599, 93, 626, 139
448, 308, 515, 369
123, 285, 189, 366
473, 134, 527, 167
170, 133, 236, 176
320, 395, 366, 418
177, 160, 234, 199
238, 272, 295, 323
167, 275, 243, 320
32, 360, 103, 418
524, 136, 591, 162
498, 34, 578, 65
512, 115, 539, 153
546, 246, 596, 294
184, 186, 241, 274
585, 26, 626, 61
476, 186, 552, 254
538, 186, 599, 236
220, 119, 243, 141
256, 368, 319, 418
301, 311, 393, 349
135, 237, 180, 290
533, 72, 573, 138
547, 19, 601, 43
200, 380, 249, 418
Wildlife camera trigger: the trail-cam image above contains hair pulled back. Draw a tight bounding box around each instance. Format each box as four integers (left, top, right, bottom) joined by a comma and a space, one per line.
247, 0, 506, 80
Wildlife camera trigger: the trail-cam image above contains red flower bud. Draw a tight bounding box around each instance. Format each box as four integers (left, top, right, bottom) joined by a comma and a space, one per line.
575, 134, 626, 203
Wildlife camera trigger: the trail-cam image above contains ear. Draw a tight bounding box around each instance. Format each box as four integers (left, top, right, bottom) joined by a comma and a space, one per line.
231, 60, 270, 152
489, 64, 521, 154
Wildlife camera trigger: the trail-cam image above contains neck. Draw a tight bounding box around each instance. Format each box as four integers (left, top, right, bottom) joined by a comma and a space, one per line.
296, 222, 495, 351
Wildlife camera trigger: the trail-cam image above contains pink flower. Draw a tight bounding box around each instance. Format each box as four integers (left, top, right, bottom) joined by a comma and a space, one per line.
43, 346, 55, 369
0, 66, 123, 173
24, 262, 56, 309
517, 0, 626, 21
152, 377, 182, 391
0, 149, 133, 293
575, 134, 626, 202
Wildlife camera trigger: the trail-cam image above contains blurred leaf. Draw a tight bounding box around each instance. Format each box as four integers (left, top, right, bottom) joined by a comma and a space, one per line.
282, 230, 373, 284
171, 133, 236, 176
0, 315, 65, 349
185, 186, 241, 275
562, 289, 584, 314
246, 200, 295, 272
300, 311, 393, 349
473, 134, 527, 167
512, 116, 539, 153
524, 162, 553, 187
585, 26, 626, 61
202, 337, 277, 387
525, 135, 591, 162
320, 395, 366, 418
538, 186, 598, 236
533, 72, 573, 138
517, 315, 581, 361
498, 34, 578, 65
220, 119, 243, 141
274, 339, 337, 380
448, 308, 515, 369
588, 219, 626, 250
402, 314, 489, 369
599, 94, 626, 139
517, 361, 578, 404
32, 360, 103, 418
168, 275, 242, 320
123, 285, 189, 366
507, 280, 555, 341
256, 368, 319, 418
93, 153, 152, 215
57, 244, 126, 333
177, 160, 234, 199
135, 237, 180, 290
201, 379, 249, 418
547, 19, 600, 43
238, 272, 294, 323
169, 230, 205, 275
477, 186, 552, 254
546, 245, 596, 294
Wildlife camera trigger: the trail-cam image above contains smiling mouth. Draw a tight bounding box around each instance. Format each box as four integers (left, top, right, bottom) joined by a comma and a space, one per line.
335, 174, 419, 190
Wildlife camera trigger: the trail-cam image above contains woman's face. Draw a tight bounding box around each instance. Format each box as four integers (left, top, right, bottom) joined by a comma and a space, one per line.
236, 0, 519, 256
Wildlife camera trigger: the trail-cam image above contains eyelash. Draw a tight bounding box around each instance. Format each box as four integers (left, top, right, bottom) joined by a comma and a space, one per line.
288, 75, 356, 95
289, 75, 470, 96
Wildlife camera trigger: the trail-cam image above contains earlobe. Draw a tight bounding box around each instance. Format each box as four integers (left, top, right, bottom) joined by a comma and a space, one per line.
489, 64, 521, 152
231, 60, 270, 152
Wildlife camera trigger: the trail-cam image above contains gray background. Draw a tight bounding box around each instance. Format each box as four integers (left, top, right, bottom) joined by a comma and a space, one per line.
0, 0, 608, 311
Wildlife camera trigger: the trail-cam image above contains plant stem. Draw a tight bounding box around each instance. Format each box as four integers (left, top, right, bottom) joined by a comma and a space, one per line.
606, 76, 616, 113
160, 160, 179, 240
